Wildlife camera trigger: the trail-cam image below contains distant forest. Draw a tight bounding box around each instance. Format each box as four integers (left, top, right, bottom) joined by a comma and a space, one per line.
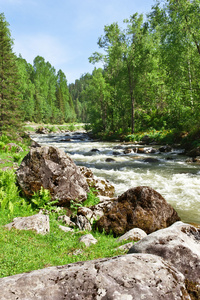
1, 0, 200, 135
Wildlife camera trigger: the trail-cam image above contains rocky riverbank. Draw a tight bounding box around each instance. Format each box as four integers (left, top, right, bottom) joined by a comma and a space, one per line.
1, 142, 199, 299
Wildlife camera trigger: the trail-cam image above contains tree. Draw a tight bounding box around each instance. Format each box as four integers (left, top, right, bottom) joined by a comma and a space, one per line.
32, 56, 57, 123
148, 0, 200, 129
0, 13, 22, 134
56, 69, 76, 123
89, 14, 154, 133
16, 55, 35, 121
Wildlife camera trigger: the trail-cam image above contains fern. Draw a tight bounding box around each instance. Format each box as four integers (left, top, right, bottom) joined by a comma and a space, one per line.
30, 187, 58, 210
0, 170, 27, 215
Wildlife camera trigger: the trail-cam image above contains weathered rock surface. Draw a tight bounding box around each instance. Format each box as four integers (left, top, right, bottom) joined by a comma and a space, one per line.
79, 233, 97, 247
117, 228, 147, 243
116, 242, 133, 252
95, 186, 180, 236
57, 215, 75, 227
143, 157, 160, 163
5, 213, 50, 235
77, 196, 116, 224
75, 215, 92, 231
159, 145, 172, 152
58, 224, 74, 233
35, 126, 50, 134
80, 166, 115, 197
128, 221, 200, 295
0, 254, 190, 300
16, 146, 89, 205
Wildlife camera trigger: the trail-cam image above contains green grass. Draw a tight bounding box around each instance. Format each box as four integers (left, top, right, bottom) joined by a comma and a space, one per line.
125, 128, 181, 145
0, 209, 130, 278
0, 137, 132, 278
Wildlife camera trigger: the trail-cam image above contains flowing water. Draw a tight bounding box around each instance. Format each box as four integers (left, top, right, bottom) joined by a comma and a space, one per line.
31, 131, 200, 225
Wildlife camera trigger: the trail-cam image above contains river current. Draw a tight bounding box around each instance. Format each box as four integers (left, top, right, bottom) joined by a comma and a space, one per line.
31, 131, 200, 225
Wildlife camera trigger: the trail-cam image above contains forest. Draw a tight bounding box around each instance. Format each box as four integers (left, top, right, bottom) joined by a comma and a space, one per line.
0, 0, 200, 138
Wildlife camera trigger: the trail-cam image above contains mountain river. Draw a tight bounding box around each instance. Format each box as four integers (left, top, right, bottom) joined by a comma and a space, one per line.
31, 131, 200, 225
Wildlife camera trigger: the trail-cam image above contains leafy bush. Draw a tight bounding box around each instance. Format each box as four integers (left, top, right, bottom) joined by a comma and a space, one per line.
30, 187, 58, 210
0, 141, 5, 150
83, 188, 100, 207
0, 170, 31, 215
70, 199, 83, 216
68, 124, 76, 131
0, 134, 10, 144
13, 153, 24, 163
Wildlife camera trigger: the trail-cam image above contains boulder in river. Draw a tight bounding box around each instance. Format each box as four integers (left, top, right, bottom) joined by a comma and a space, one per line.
95, 186, 180, 236
16, 146, 89, 206
0, 254, 190, 299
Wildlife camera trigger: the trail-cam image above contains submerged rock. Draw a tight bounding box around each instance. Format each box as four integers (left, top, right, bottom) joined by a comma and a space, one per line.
95, 186, 180, 236
16, 146, 89, 206
0, 254, 190, 300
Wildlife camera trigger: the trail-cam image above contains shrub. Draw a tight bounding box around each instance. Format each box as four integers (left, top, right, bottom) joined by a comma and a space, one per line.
83, 188, 100, 207
0, 170, 31, 215
30, 187, 58, 210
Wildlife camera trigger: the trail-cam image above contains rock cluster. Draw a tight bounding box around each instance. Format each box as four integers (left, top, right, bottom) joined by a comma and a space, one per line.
80, 166, 115, 197
5, 143, 199, 299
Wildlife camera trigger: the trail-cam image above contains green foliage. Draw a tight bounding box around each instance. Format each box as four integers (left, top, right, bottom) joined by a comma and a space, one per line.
0, 210, 129, 278
0, 13, 23, 135
125, 129, 177, 145
0, 134, 10, 144
30, 187, 58, 210
68, 124, 76, 131
0, 170, 31, 215
83, 188, 100, 207
70, 200, 83, 216
70, 188, 100, 215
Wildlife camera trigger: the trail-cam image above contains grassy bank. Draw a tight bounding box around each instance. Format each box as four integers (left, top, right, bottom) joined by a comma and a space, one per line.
0, 133, 128, 278
24, 122, 86, 133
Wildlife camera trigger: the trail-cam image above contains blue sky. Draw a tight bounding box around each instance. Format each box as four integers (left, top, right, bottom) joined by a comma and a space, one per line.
1, 0, 155, 83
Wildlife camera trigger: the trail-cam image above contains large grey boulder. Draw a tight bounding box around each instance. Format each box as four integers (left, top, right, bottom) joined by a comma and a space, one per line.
16, 146, 89, 205
96, 186, 180, 236
0, 254, 190, 300
128, 222, 200, 297
5, 213, 50, 235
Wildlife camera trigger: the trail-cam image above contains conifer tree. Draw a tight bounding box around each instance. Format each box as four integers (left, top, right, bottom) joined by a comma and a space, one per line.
0, 13, 22, 134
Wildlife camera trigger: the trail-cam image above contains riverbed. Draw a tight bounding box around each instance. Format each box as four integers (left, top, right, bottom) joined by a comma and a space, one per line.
31, 131, 200, 224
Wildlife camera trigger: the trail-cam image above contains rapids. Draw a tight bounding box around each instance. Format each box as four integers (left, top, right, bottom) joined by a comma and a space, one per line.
31, 131, 200, 224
